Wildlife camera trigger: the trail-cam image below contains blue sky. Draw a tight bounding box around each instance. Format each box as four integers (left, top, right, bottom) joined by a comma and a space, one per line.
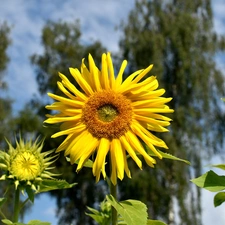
0, 0, 225, 225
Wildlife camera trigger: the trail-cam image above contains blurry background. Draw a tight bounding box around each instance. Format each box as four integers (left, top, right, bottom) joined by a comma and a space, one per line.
0, 0, 225, 225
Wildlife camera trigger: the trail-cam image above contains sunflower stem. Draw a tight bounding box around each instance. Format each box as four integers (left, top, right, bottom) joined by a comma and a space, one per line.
110, 181, 117, 225
13, 188, 20, 222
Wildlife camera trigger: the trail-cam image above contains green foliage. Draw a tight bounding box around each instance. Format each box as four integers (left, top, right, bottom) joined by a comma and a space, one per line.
106, 195, 148, 225
191, 170, 225, 192
86, 200, 111, 225
191, 164, 225, 208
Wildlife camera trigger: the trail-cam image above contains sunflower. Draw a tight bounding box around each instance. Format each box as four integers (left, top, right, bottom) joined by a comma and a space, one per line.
45, 53, 173, 185
0, 137, 59, 191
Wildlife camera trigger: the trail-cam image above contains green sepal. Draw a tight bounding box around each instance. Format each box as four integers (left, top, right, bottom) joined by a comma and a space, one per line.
106, 195, 148, 225
26, 186, 34, 203
214, 192, 225, 207
37, 179, 77, 193
191, 170, 225, 192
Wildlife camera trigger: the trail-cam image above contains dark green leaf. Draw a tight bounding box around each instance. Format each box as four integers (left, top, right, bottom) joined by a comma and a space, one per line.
191, 170, 225, 192
26, 187, 34, 203
214, 192, 225, 207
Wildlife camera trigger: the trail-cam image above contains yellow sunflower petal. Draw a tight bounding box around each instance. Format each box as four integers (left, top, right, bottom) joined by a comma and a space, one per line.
47, 93, 84, 107
120, 135, 142, 169
131, 64, 153, 84
125, 131, 156, 167
111, 139, 124, 181
106, 53, 116, 89
58, 72, 87, 100
101, 53, 110, 89
76, 137, 99, 171
51, 123, 86, 138
69, 67, 94, 95
110, 143, 117, 185
93, 138, 110, 181
118, 69, 144, 93
115, 60, 127, 89
88, 54, 102, 91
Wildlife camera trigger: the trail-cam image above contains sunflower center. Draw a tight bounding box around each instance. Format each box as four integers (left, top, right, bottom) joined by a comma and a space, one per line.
97, 104, 118, 122
11, 152, 41, 180
82, 90, 133, 139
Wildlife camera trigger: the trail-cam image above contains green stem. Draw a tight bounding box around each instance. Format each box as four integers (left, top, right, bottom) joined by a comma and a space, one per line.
0, 210, 6, 219
13, 188, 20, 223
110, 181, 117, 225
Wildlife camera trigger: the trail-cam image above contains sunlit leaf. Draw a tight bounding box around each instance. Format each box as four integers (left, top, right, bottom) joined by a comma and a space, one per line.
106, 195, 147, 225
191, 170, 225, 192
1, 219, 13, 224
214, 192, 225, 207
209, 164, 225, 170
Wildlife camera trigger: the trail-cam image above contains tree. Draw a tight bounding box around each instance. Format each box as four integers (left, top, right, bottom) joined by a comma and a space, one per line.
118, 0, 225, 224
0, 22, 12, 149
30, 20, 107, 225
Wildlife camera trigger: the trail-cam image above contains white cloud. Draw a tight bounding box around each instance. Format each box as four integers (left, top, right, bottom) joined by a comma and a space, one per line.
0, 0, 135, 112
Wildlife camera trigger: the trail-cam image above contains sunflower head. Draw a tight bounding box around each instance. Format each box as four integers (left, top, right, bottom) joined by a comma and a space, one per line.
0, 137, 59, 191
45, 52, 174, 185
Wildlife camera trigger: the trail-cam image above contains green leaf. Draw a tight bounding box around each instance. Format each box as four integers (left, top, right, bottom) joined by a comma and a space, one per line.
147, 220, 167, 225
191, 170, 225, 192
37, 179, 77, 193
27, 220, 51, 225
148, 149, 190, 165
209, 164, 225, 170
66, 157, 93, 168
214, 192, 225, 207
0, 197, 7, 208
221, 98, 225, 102
1, 219, 13, 224
26, 187, 34, 203
106, 195, 148, 225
